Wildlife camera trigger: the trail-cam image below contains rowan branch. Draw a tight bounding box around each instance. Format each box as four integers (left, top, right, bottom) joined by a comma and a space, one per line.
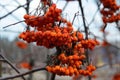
0, 4, 25, 27
0, 0, 32, 20
72, 11, 80, 24
78, 0, 91, 80
0, 68, 46, 80
78, 0, 90, 63
0, 52, 26, 80
2, 20, 24, 29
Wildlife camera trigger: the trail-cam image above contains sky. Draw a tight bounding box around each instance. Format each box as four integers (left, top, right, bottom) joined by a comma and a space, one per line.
0, 0, 120, 42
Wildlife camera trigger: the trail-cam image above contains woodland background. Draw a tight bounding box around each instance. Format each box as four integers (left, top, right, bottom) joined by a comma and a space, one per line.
0, 0, 120, 80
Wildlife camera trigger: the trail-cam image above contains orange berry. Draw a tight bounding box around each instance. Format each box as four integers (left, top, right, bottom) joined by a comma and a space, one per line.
24, 14, 30, 19
46, 66, 52, 72
79, 55, 86, 60
73, 55, 79, 60
55, 65, 60, 71
68, 56, 73, 60
65, 69, 70, 75
67, 22, 72, 26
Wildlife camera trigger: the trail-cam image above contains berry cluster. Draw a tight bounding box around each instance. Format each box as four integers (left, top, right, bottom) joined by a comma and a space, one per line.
46, 53, 96, 76
19, 29, 72, 48
19, 3, 99, 77
100, 0, 120, 23
24, 4, 62, 30
46, 65, 96, 76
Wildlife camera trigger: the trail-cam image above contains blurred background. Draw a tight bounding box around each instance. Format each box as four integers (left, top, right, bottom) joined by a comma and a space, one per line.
0, 0, 120, 80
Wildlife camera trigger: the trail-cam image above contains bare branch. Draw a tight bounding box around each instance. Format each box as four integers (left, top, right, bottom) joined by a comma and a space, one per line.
78, 0, 91, 79
0, 68, 46, 80
72, 11, 79, 24
0, 52, 26, 80
62, 2, 69, 11
0, 0, 32, 20
2, 20, 24, 29
0, 59, 6, 62
0, 4, 25, 27
78, 0, 88, 39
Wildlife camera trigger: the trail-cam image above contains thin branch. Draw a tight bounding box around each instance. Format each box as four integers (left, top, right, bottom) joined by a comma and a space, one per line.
0, 68, 46, 80
78, 0, 89, 62
62, 2, 69, 11
25, 0, 30, 14
72, 11, 79, 24
24, 0, 31, 30
0, 6, 22, 20
0, 0, 32, 20
0, 59, 6, 62
0, 29, 21, 33
0, 4, 25, 27
78, 0, 88, 39
2, 14, 42, 29
2, 20, 24, 29
78, 0, 91, 80
0, 52, 26, 80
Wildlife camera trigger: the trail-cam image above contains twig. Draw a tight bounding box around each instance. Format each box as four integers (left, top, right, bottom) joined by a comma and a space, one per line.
0, 6, 21, 20
0, 52, 26, 80
72, 11, 79, 24
0, 0, 32, 20
62, 2, 69, 11
78, 0, 90, 65
0, 68, 46, 80
3, 20, 24, 29
25, 0, 30, 16
0, 29, 21, 33
0, 4, 25, 27
78, 0, 88, 39
25, 0, 31, 30
0, 59, 6, 62
2, 13, 44, 29
78, 0, 91, 80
